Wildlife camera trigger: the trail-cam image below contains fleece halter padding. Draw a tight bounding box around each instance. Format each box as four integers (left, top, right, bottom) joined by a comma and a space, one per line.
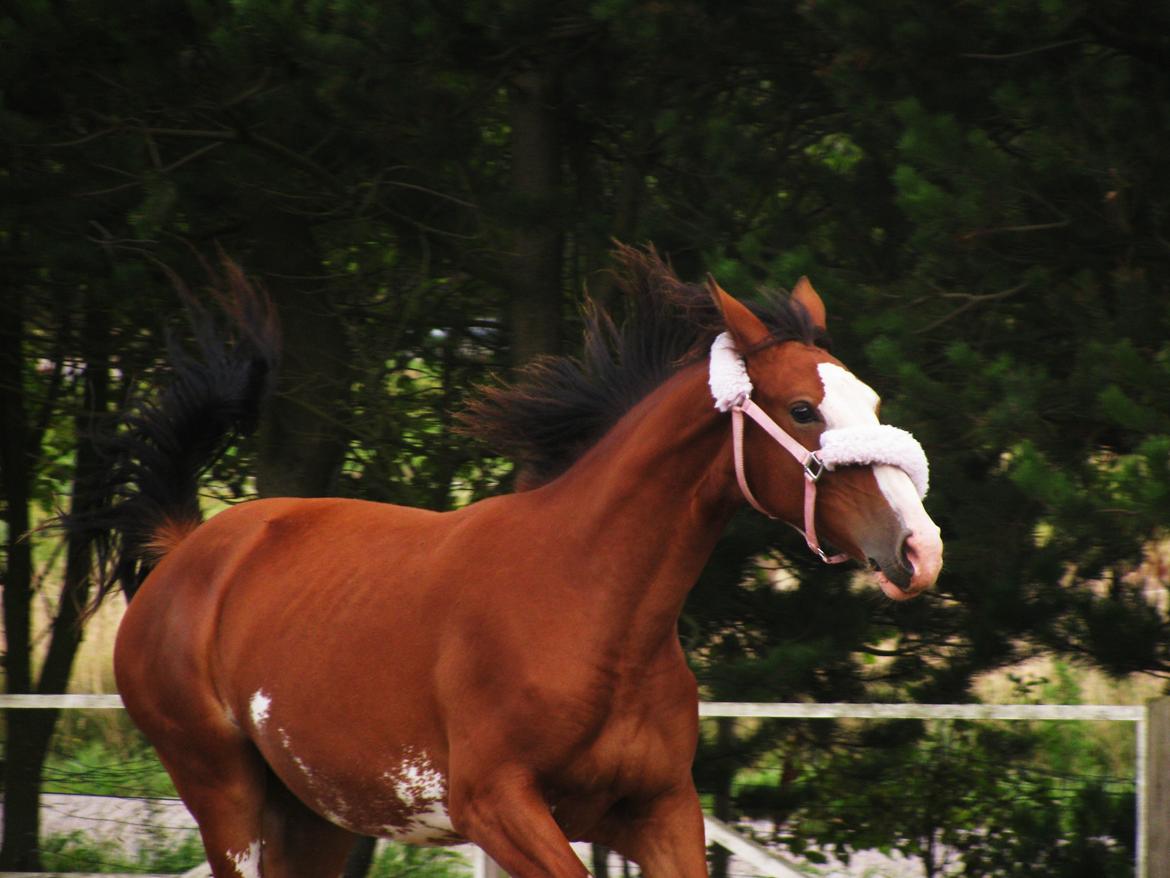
708, 332, 754, 413
819, 425, 929, 499
708, 332, 930, 562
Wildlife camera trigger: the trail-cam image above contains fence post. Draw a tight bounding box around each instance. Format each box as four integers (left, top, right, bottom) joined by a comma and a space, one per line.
1147, 697, 1170, 878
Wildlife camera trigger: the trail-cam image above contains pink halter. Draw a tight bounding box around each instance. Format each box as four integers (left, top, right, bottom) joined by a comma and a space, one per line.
731, 396, 849, 564
709, 332, 929, 566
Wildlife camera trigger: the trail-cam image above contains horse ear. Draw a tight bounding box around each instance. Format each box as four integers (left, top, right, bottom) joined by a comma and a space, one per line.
706, 275, 771, 351
791, 276, 827, 332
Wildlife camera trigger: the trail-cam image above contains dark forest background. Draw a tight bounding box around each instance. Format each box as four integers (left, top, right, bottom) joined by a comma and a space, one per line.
3, 1, 1170, 875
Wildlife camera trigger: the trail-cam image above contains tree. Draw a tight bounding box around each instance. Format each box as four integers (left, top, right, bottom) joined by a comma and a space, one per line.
4, 0, 1170, 871
684, 0, 1170, 868
0, 285, 118, 869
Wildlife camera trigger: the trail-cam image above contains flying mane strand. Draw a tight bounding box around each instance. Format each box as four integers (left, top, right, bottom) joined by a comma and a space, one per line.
456, 245, 828, 489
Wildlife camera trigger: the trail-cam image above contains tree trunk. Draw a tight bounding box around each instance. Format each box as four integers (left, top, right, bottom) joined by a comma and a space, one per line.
245, 214, 353, 498
507, 63, 565, 368
0, 287, 39, 870
41, 296, 111, 693
0, 293, 110, 870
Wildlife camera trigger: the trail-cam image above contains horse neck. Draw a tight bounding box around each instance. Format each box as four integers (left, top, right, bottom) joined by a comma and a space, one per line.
537, 363, 738, 655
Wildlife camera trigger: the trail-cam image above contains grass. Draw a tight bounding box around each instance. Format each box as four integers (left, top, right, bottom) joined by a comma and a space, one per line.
41, 831, 470, 877
370, 844, 471, 877
44, 711, 177, 798
41, 828, 205, 874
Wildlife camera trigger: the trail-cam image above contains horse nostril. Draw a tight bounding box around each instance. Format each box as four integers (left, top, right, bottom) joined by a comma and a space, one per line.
898, 531, 915, 574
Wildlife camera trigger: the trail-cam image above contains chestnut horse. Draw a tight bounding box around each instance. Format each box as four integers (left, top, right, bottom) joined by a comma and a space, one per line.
77, 249, 941, 877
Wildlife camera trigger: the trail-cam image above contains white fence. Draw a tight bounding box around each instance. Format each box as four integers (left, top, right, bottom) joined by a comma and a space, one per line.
700, 701, 1158, 878
2, 695, 1166, 877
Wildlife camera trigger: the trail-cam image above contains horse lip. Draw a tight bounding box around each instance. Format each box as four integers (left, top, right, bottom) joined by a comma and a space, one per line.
870, 553, 913, 593
864, 537, 915, 595
875, 568, 919, 601
870, 530, 940, 601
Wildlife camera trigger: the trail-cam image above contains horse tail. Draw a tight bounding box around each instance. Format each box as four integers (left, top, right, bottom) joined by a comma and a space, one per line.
66, 256, 280, 604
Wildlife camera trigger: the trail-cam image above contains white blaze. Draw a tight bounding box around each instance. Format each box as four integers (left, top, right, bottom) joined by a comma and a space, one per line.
816, 362, 935, 535
816, 362, 880, 430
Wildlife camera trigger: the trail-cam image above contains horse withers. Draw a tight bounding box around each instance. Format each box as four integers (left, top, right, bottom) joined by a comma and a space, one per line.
76, 248, 941, 877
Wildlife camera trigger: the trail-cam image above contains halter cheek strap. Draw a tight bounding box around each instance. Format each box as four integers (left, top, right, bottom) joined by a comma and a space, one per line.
732, 398, 848, 564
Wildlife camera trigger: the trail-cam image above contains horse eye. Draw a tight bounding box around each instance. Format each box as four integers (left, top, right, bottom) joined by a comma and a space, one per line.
790, 402, 819, 424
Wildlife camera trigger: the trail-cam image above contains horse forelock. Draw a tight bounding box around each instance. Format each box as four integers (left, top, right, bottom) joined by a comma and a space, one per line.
458, 245, 830, 489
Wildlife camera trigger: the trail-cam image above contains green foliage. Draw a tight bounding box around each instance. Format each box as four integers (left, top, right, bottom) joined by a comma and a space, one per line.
6, 0, 1170, 871
40, 826, 204, 873
42, 739, 177, 799
369, 843, 469, 878
731, 718, 1133, 878
39, 711, 177, 798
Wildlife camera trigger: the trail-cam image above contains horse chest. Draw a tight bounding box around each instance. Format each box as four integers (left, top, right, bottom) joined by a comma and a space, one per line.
582, 714, 688, 789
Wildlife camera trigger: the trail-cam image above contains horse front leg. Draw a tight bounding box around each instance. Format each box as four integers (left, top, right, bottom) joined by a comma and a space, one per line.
600, 784, 709, 878
449, 769, 589, 878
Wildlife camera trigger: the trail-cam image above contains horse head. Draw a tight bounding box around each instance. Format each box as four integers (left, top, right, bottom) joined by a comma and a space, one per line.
708, 276, 943, 600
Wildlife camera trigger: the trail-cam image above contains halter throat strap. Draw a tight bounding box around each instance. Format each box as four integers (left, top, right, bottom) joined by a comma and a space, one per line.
731, 397, 848, 564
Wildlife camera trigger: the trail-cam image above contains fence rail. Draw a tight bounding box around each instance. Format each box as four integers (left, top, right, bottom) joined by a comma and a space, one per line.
700, 700, 1147, 721
3, 695, 1166, 877
0, 695, 123, 709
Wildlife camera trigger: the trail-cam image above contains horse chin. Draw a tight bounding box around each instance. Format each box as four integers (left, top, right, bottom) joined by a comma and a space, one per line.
873, 568, 920, 602
867, 532, 941, 601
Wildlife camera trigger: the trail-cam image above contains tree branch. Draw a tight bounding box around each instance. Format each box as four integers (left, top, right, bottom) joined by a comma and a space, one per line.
960, 38, 1087, 61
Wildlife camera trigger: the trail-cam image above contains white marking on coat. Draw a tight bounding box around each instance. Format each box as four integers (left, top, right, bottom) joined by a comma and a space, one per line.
817, 363, 941, 557
389, 802, 457, 844
393, 752, 445, 805
278, 728, 314, 782
816, 362, 880, 429
275, 726, 353, 829
381, 748, 456, 842
248, 691, 271, 730
227, 840, 261, 878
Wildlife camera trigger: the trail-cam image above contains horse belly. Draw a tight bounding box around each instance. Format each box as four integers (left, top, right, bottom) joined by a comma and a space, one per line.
247, 696, 461, 844
286, 746, 460, 844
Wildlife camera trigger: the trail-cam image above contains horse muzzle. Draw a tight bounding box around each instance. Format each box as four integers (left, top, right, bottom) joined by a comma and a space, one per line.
872, 525, 943, 601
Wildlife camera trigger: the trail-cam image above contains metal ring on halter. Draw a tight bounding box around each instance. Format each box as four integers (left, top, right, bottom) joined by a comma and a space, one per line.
802, 453, 826, 483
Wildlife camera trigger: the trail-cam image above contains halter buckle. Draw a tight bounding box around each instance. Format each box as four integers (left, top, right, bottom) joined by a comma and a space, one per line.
803, 452, 826, 483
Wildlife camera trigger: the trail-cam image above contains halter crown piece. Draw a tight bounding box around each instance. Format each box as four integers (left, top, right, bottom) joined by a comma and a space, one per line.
708, 332, 930, 564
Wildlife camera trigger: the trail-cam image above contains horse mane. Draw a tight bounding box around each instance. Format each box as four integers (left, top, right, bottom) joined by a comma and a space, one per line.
457, 244, 829, 489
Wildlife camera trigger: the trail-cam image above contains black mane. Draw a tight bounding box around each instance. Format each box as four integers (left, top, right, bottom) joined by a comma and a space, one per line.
457, 245, 828, 488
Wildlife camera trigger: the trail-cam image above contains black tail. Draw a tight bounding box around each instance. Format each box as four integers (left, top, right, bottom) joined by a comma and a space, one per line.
65, 256, 280, 603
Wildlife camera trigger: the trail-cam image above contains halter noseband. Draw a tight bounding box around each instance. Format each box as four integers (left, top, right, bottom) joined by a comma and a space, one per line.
709, 332, 929, 566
